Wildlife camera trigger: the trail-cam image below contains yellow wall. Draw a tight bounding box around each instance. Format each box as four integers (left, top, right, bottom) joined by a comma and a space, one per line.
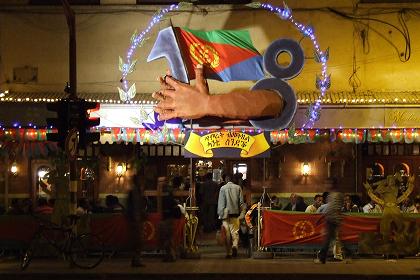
1, 0, 420, 97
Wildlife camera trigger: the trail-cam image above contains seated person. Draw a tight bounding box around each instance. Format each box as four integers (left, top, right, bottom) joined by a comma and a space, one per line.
283, 194, 307, 212
342, 194, 359, 212
362, 197, 382, 214
399, 197, 417, 213
415, 197, 420, 213
76, 198, 92, 216
7, 198, 23, 215
283, 193, 298, 211
34, 197, 53, 215
316, 192, 330, 213
105, 195, 125, 213
305, 194, 323, 213
270, 195, 282, 210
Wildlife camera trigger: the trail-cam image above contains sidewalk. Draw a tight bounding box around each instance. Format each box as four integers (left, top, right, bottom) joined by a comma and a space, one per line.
1, 232, 420, 280
1, 252, 420, 280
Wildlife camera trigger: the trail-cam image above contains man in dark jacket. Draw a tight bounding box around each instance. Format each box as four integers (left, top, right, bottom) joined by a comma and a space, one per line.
283, 193, 307, 211
159, 177, 182, 262
199, 172, 219, 232
126, 174, 145, 267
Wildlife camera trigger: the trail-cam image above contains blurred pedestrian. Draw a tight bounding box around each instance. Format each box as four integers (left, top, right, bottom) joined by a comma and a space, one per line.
159, 177, 182, 262
126, 174, 145, 267
315, 178, 352, 264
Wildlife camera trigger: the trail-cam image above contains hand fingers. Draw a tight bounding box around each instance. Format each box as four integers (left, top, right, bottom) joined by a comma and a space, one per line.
158, 76, 174, 90
194, 64, 208, 92
166, 69, 172, 76
155, 99, 175, 110
152, 91, 165, 102
161, 88, 176, 100
164, 75, 180, 90
154, 107, 177, 121
161, 110, 177, 120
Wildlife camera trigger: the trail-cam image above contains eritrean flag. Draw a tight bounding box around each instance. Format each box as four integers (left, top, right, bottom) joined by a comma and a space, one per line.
174, 27, 264, 82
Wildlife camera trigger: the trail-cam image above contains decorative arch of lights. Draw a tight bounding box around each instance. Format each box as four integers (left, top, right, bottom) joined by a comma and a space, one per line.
119, 2, 329, 129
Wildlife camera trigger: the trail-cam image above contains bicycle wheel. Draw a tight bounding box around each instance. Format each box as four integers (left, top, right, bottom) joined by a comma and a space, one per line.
21, 237, 39, 271
70, 234, 104, 269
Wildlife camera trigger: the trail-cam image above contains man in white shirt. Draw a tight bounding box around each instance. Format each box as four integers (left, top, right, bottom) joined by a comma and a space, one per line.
217, 173, 244, 258
362, 198, 382, 214
305, 194, 323, 213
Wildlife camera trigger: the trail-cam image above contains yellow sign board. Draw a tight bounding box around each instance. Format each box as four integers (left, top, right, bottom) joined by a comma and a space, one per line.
184, 131, 270, 158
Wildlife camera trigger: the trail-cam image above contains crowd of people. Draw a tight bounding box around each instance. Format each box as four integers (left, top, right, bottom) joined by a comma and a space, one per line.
275, 192, 420, 214
1, 173, 419, 264
0, 194, 128, 217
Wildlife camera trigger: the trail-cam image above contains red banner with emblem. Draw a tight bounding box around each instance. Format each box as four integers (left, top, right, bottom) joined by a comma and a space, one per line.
0, 213, 185, 251
261, 211, 384, 246
90, 213, 185, 250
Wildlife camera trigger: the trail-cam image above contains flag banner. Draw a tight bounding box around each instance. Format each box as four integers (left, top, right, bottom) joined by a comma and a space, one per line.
0, 213, 184, 251
175, 27, 264, 82
184, 130, 270, 158
260, 210, 420, 246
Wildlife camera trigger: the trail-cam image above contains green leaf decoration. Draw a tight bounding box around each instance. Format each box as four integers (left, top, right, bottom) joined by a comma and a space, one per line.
314, 50, 321, 63
139, 106, 149, 122
288, 123, 296, 139
128, 83, 136, 99
315, 75, 322, 89
118, 56, 124, 72
161, 125, 169, 137
150, 134, 159, 143
245, 2, 261, 8
139, 36, 150, 48
314, 47, 330, 63
128, 59, 138, 74
129, 116, 141, 126
152, 8, 163, 20
130, 29, 138, 44
325, 47, 330, 61
118, 87, 126, 101
179, 1, 195, 8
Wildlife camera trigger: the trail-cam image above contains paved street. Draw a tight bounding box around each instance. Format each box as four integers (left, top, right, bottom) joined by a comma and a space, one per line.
1, 251, 420, 280
1, 233, 419, 280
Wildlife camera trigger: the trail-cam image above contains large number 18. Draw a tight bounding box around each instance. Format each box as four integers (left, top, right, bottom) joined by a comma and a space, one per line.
250, 39, 304, 131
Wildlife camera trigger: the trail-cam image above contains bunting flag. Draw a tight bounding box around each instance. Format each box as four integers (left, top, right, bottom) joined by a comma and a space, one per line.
175, 27, 264, 82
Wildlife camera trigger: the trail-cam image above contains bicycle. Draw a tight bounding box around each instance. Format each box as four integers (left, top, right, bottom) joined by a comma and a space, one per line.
21, 214, 104, 270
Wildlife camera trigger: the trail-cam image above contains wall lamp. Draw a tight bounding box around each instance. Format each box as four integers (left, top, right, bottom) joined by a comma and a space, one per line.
116, 163, 126, 178
10, 161, 18, 176
301, 162, 311, 176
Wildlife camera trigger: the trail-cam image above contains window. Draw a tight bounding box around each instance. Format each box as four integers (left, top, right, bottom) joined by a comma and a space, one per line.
37, 166, 51, 198
233, 163, 247, 180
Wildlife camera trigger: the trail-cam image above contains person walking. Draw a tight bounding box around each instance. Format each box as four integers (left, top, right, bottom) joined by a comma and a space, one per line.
199, 172, 219, 232
315, 178, 351, 264
126, 174, 145, 267
217, 173, 244, 258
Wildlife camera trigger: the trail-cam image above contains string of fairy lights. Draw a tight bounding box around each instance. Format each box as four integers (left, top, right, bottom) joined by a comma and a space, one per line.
1, 127, 420, 145
257, 2, 329, 128
1, 94, 417, 105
